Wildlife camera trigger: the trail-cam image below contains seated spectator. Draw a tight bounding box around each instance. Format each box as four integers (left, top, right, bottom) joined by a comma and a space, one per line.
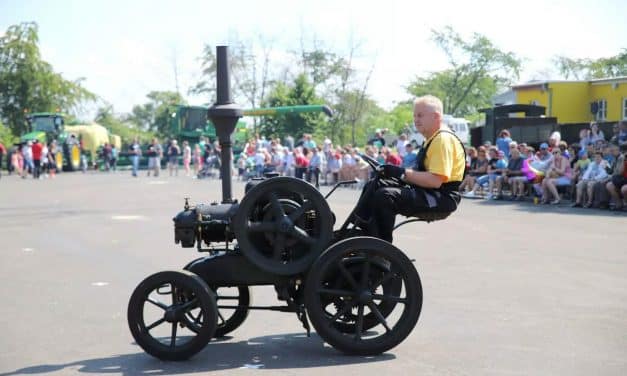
605, 144, 627, 210
495, 147, 524, 200
594, 144, 623, 208
572, 152, 609, 208
572, 151, 591, 183
460, 147, 488, 195
509, 146, 536, 200
464, 148, 500, 199
487, 150, 508, 199
541, 148, 572, 204
518, 143, 529, 158
402, 143, 417, 168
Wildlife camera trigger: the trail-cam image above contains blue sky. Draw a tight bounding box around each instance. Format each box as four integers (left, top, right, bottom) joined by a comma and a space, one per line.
1, 0, 626, 119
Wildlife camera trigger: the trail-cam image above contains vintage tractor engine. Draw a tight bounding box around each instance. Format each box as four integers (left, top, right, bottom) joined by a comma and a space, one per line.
173, 202, 239, 248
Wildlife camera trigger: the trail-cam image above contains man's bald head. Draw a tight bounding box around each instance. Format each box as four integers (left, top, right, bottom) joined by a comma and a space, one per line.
413, 95, 444, 139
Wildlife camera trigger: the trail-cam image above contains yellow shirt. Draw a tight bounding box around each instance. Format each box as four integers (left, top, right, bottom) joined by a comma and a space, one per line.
424, 127, 466, 182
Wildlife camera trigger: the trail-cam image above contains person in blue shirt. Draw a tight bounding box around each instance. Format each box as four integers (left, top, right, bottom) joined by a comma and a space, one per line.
496, 129, 513, 159
307, 147, 322, 188
402, 143, 417, 168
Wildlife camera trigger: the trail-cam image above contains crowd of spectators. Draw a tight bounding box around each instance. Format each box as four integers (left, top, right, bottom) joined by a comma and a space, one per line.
3, 121, 626, 213
461, 121, 627, 211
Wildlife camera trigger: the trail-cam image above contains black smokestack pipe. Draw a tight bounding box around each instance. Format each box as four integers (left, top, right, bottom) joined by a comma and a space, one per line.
208, 46, 242, 204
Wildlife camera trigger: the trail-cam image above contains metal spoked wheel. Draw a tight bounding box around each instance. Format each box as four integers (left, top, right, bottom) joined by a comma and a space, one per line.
321, 255, 402, 334
232, 177, 334, 275
127, 270, 218, 361
212, 286, 251, 337
305, 237, 422, 356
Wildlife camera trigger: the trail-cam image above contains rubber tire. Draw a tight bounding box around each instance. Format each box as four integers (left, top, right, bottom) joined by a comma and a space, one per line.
305, 237, 422, 356
127, 270, 218, 361
214, 286, 251, 337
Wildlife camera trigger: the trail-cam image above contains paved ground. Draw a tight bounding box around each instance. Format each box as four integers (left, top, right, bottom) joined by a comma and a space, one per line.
0, 171, 625, 375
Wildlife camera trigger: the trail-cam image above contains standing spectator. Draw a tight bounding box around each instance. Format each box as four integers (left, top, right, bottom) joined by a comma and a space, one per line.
609, 123, 621, 145
167, 140, 181, 176
307, 147, 321, 188
589, 122, 605, 144
284, 148, 295, 177
541, 148, 572, 204
548, 131, 561, 150
496, 130, 512, 158
146, 138, 162, 177
0, 142, 5, 179
572, 152, 608, 208
130, 137, 141, 177
40, 142, 49, 178
182, 141, 191, 176
303, 134, 317, 150
12, 145, 24, 177
284, 134, 295, 151
326, 147, 341, 184
47, 142, 57, 178
31, 140, 43, 179
294, 148, 309, 180
102, 143, 112, 171
367, 130, 386, 149
396, 134, 409, 157
381, 146, 402, 166
495, 147, 524, 200
605, 144, 627, 210
579, 128, 593, 150
110, 144, 118, 171
616, 121, 627, 146
193, 144, 202, 175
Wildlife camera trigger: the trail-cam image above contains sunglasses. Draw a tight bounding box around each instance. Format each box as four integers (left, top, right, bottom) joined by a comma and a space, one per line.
552, 151, 561, 155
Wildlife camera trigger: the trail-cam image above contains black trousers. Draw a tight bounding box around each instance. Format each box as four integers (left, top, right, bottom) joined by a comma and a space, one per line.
355, 180, 457, 243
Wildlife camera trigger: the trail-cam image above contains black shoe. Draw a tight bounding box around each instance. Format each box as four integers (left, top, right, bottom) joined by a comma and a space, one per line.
571, 202, 582, 208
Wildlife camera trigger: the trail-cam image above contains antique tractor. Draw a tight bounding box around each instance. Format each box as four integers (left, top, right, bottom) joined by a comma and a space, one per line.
127, 46, 423, 361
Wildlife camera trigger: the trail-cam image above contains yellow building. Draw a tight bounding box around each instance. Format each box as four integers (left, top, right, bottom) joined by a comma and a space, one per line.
511, 77, 627, 124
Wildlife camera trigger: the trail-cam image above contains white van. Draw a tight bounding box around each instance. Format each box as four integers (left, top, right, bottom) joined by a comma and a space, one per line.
409, 115, 470, 147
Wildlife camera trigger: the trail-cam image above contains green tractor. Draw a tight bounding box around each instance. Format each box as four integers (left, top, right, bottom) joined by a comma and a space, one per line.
22, 112, 82, 171
170, 104, 333, 153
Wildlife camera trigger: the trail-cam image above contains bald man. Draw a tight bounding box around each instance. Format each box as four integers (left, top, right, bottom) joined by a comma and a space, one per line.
356, 95, 466, 242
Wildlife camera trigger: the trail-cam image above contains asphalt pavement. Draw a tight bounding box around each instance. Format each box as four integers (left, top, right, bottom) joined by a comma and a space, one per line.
0, 171, 625, 375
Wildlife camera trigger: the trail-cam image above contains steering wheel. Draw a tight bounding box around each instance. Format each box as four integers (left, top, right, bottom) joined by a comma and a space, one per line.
359, 153, 405, 185
359, 153, 380, 172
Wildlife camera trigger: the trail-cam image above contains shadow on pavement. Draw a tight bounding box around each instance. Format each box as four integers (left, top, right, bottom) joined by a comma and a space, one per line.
0, 333, 394, 375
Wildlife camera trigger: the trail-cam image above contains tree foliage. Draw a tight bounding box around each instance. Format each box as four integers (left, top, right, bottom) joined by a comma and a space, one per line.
554, 49, 627, 80
0, 22, 95, 136
95, 105, 154, 144
126, 91, 184, 138
406, 26, 521, 117
260, 74, 327, 138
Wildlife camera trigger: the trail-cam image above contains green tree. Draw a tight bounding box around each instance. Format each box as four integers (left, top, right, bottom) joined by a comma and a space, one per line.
126, 91, 184, 137
0, 22, 95, 136
260, 74, 327, 138
555, 49, 627, 80
406, 26, 521, 117
0, 120, 18, 147
95, 105, 153, 144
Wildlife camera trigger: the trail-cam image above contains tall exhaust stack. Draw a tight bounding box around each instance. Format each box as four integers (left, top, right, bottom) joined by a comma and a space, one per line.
207, 46, 242, 203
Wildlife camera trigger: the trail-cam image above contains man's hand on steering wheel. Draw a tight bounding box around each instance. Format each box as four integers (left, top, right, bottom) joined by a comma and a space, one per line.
380, 164, 405, 180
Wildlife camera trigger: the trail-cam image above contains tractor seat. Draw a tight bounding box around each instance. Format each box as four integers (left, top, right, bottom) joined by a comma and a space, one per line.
393, 211, 452, 230
410, 211, 452, 223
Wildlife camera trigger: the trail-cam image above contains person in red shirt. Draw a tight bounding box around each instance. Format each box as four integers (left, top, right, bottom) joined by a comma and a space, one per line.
381, 146, 402, 166
294, 148, 310, 180
31, 140, 43, 179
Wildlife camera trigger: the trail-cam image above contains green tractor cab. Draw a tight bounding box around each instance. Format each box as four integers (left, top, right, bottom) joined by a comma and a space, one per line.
23, 113, 82, 171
